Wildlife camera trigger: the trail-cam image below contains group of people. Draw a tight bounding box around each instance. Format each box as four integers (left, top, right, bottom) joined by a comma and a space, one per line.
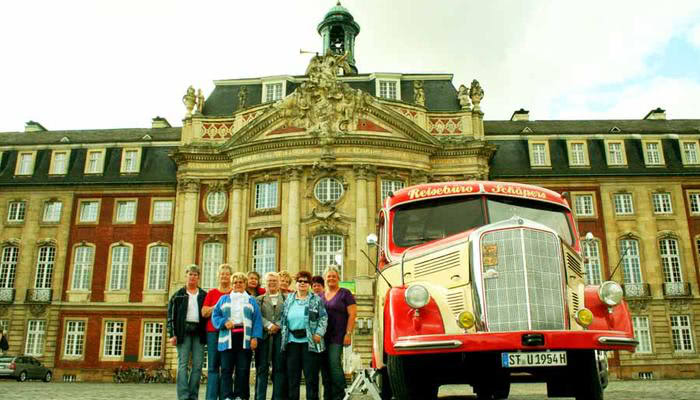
167, 264, 357, 400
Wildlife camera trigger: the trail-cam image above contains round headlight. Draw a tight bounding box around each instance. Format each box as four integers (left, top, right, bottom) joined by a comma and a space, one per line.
405, 285, 430, 309
457, 311, 475, 329
598, 281, 624, 306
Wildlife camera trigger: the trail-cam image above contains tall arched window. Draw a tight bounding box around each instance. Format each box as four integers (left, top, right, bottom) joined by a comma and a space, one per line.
201, 242, 223, 290
313, 234, 343, 277
659, 238, 683, 283
252, 237, 276, 276
109, 245, 131, 291
71, 245, 94, 290
582, 240, 602, 285
147, 245, 170, 291
0, 246, 19, 292
35, 246, 56, 289
620, 239, 642, 284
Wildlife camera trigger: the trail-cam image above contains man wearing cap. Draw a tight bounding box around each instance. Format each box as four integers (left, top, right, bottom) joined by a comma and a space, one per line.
168, 264, 208, 400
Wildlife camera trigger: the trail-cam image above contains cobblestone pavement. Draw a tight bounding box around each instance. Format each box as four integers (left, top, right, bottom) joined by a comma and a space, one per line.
0, 380, 699, 399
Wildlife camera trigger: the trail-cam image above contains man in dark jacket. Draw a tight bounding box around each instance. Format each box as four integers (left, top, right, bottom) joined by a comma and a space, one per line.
0, 328, 8, 355
168, 264, 208, 400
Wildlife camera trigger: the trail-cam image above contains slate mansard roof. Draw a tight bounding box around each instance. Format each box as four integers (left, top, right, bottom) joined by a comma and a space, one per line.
485, 119, 700, 178
202, 74, 462, 116
0, 127, 181, 186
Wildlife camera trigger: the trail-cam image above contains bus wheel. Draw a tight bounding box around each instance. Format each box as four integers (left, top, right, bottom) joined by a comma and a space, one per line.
387, 355, 438, 400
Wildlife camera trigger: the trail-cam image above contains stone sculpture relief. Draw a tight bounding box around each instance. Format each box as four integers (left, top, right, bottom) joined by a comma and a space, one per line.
275, 51, 374, 140
197, 89, 205, 114
183, 86, 196, 117
469, 80, 484, 112
413, 80, 425, 106
238, 86, 248, 109
458, 84, 471, 110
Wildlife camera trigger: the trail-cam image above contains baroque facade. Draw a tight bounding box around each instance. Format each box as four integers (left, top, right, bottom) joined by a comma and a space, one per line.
1, 2, 699, 381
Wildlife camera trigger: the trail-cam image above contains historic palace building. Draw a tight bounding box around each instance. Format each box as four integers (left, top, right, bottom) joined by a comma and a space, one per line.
1, 2, 700, 381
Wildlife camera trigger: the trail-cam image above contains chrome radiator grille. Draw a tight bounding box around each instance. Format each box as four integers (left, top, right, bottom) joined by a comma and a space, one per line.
481, 228, 565, 332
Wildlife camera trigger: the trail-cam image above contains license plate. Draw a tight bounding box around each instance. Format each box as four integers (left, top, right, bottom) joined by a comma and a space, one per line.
501, 351, 567, 368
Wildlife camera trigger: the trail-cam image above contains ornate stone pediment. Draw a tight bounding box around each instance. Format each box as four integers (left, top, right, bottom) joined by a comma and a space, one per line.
275, 51, 373, 139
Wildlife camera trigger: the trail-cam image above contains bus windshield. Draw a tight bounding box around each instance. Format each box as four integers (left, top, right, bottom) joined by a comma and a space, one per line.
392, 197, 484, 247
486, 197, 573, 245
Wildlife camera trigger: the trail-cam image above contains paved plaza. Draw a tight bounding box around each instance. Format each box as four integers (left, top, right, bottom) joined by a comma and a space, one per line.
0, 379, 699, 400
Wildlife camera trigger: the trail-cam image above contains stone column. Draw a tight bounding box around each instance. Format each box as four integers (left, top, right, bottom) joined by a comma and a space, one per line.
284, 167, 303, 273
354, 165, 372, 277
175, 178, 200, 284
227, 174, 246, 268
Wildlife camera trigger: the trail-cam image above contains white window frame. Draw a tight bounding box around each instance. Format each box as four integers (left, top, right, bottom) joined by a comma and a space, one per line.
620, 239, 643, 284
312, 234, 344, 277
7, 200, 26, 223
375, 77, 401, 100
151, 199, 174, 223
201, 242, 223, 290
632, 316, 653, 354
583, 239, 602, 285
42, 200, 63, 223
142, 321, 164, 359
84, 149, 106, 174
262, 80, 286, 102
71, 245, 94, 291
680, 140, 700, 165
114, 199, 138, 223
146, 245, 169, 291
0, 246, 19, 289
206, 191, 227, 217
64, 320, 86, 358
34, 246, 55, 289
605, 140, 627, 166
659, 238, 683, 283
120, 148, 142, 173
652, 192, 673, 214
671, 315, 695, 352
613, 193, 634, 216
108, 244, 132, 291
49, 150, 71, 175
255, 181, 278, 210
15, 151, 36, 176
78, 200, 101, 223
573, 193, 595, 217
252, 237, 277, 276
314, 177, 344, 203
381, 179, 405, 202
103, 320, 125, 358
528, 140, 551, 167
567, 140, 589, 167
688, 192, 700, 215
25, 320, 46, 356
642, 140, 665, 166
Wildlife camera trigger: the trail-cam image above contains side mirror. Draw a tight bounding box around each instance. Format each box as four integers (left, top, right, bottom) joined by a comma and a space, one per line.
366, 233, 378, 246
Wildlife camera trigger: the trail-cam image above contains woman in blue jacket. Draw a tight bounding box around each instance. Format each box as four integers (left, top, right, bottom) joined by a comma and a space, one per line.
280, 270, 328, 400
212, 271, 263, 400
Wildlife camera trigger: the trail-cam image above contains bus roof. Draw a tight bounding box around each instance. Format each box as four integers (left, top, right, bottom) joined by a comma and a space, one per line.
384, 181, 570, 210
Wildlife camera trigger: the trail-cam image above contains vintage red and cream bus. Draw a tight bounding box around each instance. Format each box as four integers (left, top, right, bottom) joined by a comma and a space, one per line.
368, 181, 637, 400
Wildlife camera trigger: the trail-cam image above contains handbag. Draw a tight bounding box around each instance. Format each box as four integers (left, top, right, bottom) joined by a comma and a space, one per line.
291, 329, 306, 339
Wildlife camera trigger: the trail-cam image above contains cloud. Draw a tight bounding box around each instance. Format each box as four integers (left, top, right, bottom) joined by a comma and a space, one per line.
689, 23, 700, 48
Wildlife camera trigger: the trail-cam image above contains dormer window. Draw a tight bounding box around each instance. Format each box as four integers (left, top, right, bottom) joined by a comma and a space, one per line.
567, 140, 589, 167
378, 80, 398, 100
50, 150, 71, 175
263, 81, 285, 102
120, 148, 141, 174
15, 151, 36, 176
681, 140, 700, 165
528, 140, 551, 167
85, 149, 106, 174
604, 140, 627, 166
643, 140, 665, 166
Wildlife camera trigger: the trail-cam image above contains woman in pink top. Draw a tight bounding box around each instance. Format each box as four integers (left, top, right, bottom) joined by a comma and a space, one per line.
201, 264, 233, 400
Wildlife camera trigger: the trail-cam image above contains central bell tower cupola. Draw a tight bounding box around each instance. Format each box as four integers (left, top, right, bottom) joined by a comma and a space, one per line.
317, 1, 360, 74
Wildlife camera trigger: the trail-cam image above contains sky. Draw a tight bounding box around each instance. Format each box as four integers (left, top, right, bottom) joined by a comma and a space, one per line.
1, 0, 700, 132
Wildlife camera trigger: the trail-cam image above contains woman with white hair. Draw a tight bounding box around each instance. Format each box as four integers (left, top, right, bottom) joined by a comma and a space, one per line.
212, 271, 263, 400
201, 264, 234, 400
320, 265, 356, 400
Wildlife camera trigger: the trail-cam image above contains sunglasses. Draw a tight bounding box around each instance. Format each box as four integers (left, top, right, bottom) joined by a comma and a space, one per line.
297, 280, 309, 284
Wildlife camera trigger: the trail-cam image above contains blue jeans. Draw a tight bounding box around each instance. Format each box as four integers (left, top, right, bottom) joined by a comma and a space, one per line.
206, 332, 223, 400
255, 333, 287, 400
221, 332, 253, 400
320, 344, 345, 400
286, 342, 320, 400
177, 334, 205, 400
